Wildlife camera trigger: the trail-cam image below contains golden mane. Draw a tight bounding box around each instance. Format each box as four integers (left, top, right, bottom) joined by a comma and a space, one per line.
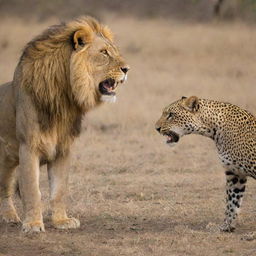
17, 16, 113, 133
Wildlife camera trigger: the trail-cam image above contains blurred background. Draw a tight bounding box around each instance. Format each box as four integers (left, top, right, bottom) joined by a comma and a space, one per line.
1, 1, 256, 256
1, 0, 256, 21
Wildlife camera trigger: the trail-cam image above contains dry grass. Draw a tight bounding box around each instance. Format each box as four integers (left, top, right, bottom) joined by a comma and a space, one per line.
0, 15, 256, 256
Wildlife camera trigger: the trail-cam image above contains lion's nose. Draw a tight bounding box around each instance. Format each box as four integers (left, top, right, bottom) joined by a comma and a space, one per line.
156, 127, 161, 133
121, 66, 129, 74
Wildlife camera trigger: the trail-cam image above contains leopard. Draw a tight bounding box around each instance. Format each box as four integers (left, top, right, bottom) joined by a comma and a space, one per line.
155, 95, 256, 232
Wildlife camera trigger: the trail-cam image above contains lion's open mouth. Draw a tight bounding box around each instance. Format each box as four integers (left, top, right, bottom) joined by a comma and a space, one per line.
99, 78, 118, 96
165, 131, 180, 144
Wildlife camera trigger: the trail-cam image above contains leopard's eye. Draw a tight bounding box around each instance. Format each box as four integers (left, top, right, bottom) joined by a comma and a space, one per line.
167, 112, 174, 120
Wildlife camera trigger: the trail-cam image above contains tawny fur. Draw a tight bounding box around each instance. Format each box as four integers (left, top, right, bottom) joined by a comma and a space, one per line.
0, 16, 128, 233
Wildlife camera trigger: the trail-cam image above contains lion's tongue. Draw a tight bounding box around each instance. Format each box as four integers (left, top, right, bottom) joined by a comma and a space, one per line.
103, 83, 113, 92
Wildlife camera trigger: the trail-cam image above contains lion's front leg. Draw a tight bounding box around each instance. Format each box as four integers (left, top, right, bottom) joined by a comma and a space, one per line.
48, 153, 80, 230
18, 144, 45, 233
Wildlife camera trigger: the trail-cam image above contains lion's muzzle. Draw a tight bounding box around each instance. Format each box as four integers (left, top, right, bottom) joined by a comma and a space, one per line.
99, 78, 117, 96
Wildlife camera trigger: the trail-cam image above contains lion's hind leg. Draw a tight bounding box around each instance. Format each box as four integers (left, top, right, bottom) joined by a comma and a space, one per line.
1, 196, 21, 224
0, 143, 20, 224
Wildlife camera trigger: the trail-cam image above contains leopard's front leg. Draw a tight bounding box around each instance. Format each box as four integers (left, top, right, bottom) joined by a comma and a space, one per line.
220, 169, 247, 232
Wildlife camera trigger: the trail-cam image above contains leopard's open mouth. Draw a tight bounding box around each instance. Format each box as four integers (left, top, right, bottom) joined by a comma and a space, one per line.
99, 78, 119, 96
165, 131, 180, 144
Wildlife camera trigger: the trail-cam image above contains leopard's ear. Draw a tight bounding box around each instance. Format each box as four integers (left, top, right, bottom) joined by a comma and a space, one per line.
183, 96, 199, 112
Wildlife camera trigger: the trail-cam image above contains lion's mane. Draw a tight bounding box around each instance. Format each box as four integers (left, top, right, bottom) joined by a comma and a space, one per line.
17, 17, 113, 134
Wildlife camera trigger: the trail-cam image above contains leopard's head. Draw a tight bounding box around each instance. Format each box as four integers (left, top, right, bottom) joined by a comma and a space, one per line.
155, 96, 202, 146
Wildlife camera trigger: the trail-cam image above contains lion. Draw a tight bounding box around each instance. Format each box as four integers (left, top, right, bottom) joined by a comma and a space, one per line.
0, 16, 129, 233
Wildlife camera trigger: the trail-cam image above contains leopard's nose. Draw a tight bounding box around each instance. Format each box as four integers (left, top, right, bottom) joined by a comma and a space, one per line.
156, 127, 161, 133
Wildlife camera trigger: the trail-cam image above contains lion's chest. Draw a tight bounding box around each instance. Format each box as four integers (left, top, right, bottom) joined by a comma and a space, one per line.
38, 128, 74, 162
34, 110, 83, 163
38, 131, 58, 162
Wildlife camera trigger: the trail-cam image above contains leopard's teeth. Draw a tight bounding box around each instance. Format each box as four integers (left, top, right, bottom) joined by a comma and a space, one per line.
114, 82, 118, 89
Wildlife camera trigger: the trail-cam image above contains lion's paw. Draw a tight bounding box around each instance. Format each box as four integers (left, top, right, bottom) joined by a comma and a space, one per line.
22, 221, 45, 233
2, 210, 21, 224
53, 217, 80, 229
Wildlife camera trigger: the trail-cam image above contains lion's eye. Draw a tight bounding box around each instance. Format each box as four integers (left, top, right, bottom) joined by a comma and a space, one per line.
167, 112, 174, 120
100, 49, 108, 56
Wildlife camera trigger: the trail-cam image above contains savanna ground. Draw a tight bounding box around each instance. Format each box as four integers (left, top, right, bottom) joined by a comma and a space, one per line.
1, 11, 256, 256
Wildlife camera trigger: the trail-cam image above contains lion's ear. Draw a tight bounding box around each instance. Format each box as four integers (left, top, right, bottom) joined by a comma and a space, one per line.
183, 96, 199, 112
72, 29, 93, 50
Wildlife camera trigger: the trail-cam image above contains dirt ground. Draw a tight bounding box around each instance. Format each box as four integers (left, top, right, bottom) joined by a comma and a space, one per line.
0, 14, 256, 256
